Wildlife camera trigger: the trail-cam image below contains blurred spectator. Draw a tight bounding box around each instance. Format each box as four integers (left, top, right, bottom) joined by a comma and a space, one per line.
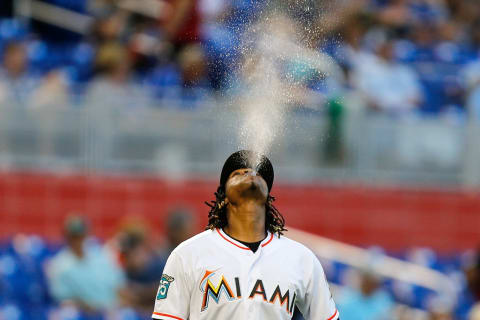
447, 0, 480, 32
128, 20, 170, 75
434, 21, 463, 65
337, 270, 394, 320
91, 10, 128, 74
0, 0, 478, 118
29, 70, 69, 109
0, 41, 68, 109
178, 44, 207, 88
161, 207, 196, 254
108, 208, 195, 315
162, 0, 201, 46
351, 36, 423, 114
87, 46, 149, 111
176, 43, 211, 105
376, 0, 413, 29
200, 0, 239, 90
0, 41, 40, 106
46, 215, 125, 313
335, 13, 372, 72
114, 222, 165, 315
463, 60, 480, 121
376, 0, 448, 29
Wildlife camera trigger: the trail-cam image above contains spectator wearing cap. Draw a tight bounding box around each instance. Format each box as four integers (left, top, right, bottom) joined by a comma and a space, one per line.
45, 215, 126, 313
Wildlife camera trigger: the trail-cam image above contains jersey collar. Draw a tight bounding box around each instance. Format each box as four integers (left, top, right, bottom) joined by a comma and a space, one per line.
216, 228, 274, 251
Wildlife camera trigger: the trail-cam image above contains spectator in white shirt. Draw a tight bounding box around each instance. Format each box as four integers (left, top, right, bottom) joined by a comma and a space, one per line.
351, 37, 423, 115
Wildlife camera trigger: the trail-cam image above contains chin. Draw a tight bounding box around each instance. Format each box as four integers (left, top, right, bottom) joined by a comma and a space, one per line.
241, 180, 259, 192
226, 178, 268, 202
239, 181, 267, 199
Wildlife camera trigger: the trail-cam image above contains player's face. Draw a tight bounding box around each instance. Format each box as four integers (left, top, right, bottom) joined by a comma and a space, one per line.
225, 168, 268, 204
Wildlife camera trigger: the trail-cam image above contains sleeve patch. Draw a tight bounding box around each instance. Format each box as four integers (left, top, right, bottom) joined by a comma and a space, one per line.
156, 274, 175, 300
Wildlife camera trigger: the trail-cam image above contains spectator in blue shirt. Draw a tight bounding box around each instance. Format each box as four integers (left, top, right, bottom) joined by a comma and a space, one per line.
337, 270, 394, 320
46, 215, 126, 313
0, 41, 40, 106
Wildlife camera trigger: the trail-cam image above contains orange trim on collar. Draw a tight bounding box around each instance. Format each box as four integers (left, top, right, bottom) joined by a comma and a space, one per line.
327, 309, 339, 320
261, 232, 274, 247
152, 312, 184, 320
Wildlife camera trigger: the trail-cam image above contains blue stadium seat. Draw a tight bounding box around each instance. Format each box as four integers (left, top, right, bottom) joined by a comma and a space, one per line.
145, 64, 182, 101
0, 19, 28, 42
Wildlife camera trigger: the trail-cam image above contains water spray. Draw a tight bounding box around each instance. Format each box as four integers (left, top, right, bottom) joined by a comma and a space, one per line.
233, 12, 341, 169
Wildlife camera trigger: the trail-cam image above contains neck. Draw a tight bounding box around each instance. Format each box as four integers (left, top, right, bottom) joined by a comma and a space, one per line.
224, 200, 266, 243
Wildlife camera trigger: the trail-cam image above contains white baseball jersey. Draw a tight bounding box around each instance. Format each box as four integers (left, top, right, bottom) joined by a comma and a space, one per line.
152, 228, 338, 320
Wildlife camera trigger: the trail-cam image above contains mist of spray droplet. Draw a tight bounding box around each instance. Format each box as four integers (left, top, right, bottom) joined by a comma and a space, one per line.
231, 8, 340, 170
235, 14, 293, 170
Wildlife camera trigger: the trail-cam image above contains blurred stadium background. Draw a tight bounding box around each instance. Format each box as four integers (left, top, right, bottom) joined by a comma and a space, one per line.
0, 0, 480, 319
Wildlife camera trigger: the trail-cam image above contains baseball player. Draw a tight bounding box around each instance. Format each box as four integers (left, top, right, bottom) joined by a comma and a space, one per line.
152, 150, 339, 320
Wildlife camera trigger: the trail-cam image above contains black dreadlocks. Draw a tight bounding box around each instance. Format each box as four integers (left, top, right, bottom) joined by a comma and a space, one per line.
205, 186, 287, 237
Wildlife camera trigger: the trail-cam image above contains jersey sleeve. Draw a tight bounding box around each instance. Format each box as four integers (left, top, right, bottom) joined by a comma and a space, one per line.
152, 251, 191, 320
297, 253, 339, 320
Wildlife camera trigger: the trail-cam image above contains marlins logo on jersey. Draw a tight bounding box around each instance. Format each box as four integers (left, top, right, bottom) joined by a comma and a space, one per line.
199, 269, 296, 314
200, 270, 236, 311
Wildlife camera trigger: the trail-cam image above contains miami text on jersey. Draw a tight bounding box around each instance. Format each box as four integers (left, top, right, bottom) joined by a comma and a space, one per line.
199, 270, 296, 314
